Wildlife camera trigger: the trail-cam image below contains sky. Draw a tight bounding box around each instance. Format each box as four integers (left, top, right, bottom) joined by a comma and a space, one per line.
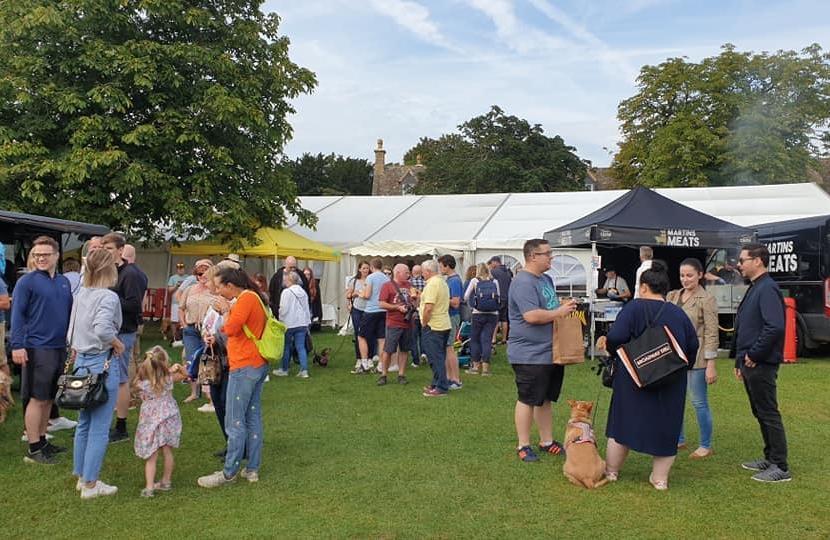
265, 1, 829, 168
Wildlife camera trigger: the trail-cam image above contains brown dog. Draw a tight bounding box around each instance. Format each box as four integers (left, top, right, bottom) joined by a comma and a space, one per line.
0, 370, 14, 423
562, 399, 608, 489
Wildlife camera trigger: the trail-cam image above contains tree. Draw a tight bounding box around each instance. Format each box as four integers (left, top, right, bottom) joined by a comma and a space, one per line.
405, 106, 586, 194
285, 153, 372, 196
0, 0, 317, 244
614, 44, 830, 188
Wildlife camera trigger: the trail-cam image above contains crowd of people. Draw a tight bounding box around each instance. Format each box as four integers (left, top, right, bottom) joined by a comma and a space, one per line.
4, 233, 792, 498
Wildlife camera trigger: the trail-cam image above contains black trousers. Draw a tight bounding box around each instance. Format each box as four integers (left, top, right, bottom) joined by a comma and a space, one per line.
741, 362, 788, 470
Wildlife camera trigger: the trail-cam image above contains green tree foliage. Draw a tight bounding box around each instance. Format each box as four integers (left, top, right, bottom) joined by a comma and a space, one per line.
404, 106, 586, 194
614, 44, 830, 188
284, 153, 372, 196
0, 0, 317, 244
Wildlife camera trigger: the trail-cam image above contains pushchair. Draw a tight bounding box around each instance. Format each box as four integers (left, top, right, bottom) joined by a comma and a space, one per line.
454, 321, 472, 367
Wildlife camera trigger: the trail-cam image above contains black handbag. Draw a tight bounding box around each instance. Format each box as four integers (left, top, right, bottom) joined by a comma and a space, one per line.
55, 351, 112, 410
616, 302, 689, 389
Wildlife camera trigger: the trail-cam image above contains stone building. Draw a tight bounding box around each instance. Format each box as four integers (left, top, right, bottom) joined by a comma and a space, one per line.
371, 139, 426, 196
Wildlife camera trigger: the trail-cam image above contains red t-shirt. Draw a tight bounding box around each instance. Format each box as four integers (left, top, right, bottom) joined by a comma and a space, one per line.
379, 279, 413, 329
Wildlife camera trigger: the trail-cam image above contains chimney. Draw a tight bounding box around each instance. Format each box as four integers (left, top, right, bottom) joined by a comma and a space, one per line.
375, 139, 386, 179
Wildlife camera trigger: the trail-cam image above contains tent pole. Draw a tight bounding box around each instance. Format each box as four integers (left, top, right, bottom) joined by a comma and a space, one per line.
590, 240, 597, 361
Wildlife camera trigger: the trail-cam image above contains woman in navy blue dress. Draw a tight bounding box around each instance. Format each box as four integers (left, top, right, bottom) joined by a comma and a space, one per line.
604, 260, 699, 490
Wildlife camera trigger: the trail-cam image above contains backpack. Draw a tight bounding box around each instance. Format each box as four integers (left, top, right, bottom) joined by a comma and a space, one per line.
473, 279, 500, 312
241, 291, 287, 362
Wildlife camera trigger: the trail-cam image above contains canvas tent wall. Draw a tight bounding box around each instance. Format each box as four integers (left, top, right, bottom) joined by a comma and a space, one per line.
284, 183, 830, 325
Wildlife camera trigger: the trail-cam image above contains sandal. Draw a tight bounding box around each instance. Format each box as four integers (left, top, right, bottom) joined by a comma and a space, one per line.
649, 474, 668, 491
154, 481, 172, 492
183, 395, 198, 403
604, 470, 619, 482
140, 488, 155, 498
467, 367, 480, 375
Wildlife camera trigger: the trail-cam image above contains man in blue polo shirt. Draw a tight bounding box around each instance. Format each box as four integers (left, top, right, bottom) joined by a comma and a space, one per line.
11, 236, 73, 464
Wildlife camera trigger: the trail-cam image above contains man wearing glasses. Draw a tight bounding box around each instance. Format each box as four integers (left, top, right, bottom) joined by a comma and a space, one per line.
101, 232, 147, 444
11, 236, 73, 464
732, 243, 791, 482
508, 239, 578, 462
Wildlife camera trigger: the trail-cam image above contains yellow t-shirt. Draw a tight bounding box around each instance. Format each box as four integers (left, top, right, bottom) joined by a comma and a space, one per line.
419, 275, 451, 331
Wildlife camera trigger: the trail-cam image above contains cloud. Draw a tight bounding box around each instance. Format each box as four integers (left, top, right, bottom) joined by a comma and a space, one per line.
463, 0, 568, 54
366, 0, 456, 51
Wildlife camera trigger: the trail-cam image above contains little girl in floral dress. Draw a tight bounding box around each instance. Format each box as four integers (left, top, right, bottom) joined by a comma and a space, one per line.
134, 346, 186, 497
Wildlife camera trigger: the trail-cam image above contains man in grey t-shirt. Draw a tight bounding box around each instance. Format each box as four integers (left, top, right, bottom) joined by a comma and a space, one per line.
507, 239, 577, 462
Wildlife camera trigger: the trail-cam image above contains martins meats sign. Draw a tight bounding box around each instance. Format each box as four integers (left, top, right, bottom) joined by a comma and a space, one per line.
659, 229, 700, 247
766, 240, 797, 273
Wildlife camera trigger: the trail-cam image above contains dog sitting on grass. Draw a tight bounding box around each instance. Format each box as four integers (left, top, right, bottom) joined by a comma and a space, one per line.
562, 399, 608, 489
0, 370, 14, 423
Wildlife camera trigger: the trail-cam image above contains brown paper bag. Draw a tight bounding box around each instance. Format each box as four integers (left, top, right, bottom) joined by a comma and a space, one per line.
553, 316, 585, 365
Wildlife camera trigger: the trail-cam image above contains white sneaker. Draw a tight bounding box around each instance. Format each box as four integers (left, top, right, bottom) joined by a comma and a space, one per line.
239, 469, 259, 483
297, 370, 309, 379
47, 417, 78, 432
388, 364, 399, 372
76, 477, 84, 492
197, 403, 215, 413
171, 340, 184, 348
21, 432, 53, 442
272, 369, 289, 377
420, 353, 428, 364
197, 470, 236, 488
80, 480, 118, 499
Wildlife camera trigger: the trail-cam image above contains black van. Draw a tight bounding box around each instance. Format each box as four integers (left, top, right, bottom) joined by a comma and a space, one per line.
755, 215, 830, 354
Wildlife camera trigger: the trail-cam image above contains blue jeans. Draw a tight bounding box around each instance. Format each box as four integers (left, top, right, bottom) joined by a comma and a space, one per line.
224, 364, 268, 476
281, 327, 308, 371
72, 351, 120, 482
410, 317, 422, 364
422, 326, 449, 393
678, 368, 713, 449
182, 325, 203, 365
470, 313, 499, 364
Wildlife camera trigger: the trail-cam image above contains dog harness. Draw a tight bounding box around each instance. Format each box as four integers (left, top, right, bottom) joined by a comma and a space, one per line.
565, 421, 596, 448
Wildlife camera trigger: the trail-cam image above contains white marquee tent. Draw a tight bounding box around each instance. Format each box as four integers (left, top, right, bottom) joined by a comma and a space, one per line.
282, 183, 830, 325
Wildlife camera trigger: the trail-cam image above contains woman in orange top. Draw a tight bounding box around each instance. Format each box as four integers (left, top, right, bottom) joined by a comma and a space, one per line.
197, 267, 268, 488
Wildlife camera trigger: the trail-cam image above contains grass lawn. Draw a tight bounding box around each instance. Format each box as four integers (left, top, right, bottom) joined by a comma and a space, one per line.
2, 322, 829, 539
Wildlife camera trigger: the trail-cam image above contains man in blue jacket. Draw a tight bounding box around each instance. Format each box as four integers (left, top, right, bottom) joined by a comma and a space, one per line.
11, 236, 73, 464
732, 243, 791, 483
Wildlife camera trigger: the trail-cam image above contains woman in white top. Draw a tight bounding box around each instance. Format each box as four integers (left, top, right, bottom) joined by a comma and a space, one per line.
463, 263, 501, 375
345, 261, 374, 369
275, 272, 312, 378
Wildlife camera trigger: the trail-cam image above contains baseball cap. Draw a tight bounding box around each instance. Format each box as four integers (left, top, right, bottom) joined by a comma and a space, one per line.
176, 262, 185, 268
195, 258, 213, 269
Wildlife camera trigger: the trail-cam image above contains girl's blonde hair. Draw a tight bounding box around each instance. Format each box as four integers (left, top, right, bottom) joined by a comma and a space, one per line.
83, 249, 118, 289
476, 263, 491, 280
137, 346, 171, 396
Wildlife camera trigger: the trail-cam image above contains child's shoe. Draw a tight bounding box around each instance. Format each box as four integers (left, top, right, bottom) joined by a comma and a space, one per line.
140, 488, 154, 498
